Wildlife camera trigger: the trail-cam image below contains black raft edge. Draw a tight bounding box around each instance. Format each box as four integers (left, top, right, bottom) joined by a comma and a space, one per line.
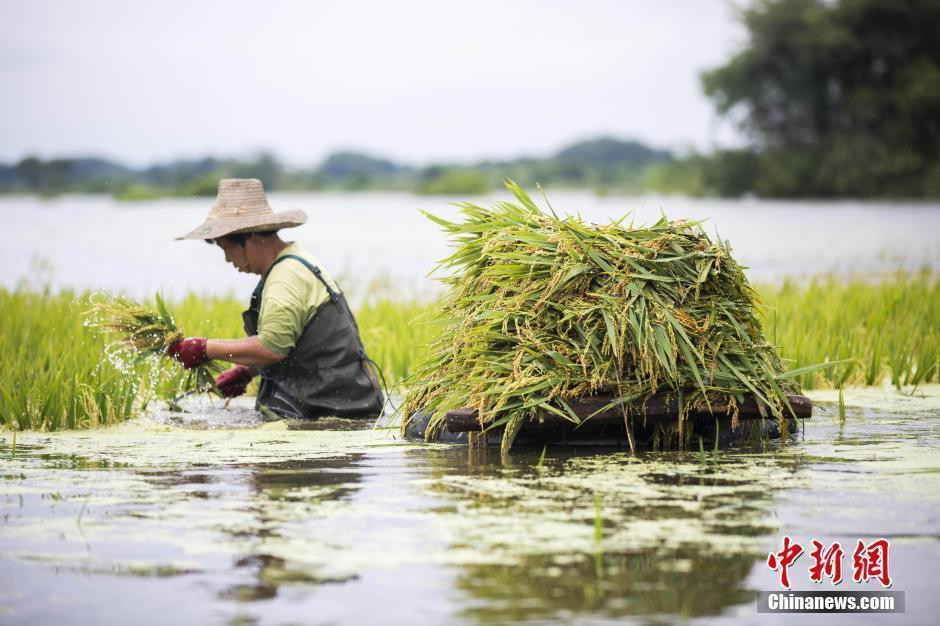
445, 393, 812, 433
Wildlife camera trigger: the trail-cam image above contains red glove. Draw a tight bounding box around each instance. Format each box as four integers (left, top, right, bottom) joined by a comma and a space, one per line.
215, 366, 253, 398
167, 337, 209, 369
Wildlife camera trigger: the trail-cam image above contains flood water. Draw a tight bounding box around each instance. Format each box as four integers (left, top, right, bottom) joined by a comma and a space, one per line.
3, 192, 939, 622
1, 386, 938, 624
3, 192, 939, 302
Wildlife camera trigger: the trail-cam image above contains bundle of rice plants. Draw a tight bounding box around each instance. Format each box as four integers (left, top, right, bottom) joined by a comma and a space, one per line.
87, 292, 223, 397
402, 181, 807, 452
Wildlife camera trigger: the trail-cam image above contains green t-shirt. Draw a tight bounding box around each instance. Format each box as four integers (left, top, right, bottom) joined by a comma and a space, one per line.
256, 243, 340, 356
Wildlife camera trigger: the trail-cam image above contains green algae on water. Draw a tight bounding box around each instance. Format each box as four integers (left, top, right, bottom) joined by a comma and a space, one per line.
3, 385, 939, 622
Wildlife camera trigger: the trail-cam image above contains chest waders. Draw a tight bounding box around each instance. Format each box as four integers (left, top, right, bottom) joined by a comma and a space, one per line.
242, 255, 384, 420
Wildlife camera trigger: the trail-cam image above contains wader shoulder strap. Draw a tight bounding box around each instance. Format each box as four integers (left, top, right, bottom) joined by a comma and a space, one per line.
269, 254, 339, 303
273, 254, 370, 365
247, 254, 339, 329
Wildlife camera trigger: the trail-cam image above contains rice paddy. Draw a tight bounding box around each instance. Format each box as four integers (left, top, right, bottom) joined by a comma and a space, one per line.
0, 273, 937, 432
0, 289, 138, 431
0, 288, 435, 430
756, 271, 940, 390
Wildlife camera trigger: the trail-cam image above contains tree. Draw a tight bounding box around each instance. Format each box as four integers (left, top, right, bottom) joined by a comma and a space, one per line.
702, 0, 940, 197
318, 151, 401, 183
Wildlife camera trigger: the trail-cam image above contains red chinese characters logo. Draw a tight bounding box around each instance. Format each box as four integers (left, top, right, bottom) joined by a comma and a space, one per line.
767, 535, 804, 589
808, 540, 844, 584
852, 539, 892, 587
767, 537, 892, 588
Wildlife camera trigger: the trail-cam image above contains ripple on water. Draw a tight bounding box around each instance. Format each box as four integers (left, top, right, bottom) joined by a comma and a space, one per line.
0, 385, 937, 624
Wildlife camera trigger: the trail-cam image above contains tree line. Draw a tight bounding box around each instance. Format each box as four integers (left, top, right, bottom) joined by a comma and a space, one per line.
0, 138, 675, 198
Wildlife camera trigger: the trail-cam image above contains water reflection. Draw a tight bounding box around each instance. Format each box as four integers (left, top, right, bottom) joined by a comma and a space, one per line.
1, 388, 938, 624
404, 445, 806, 621
223, 553, 353, 602
0, 429, 806, 622
455, 549, 757, 621
215, 455, 369, 601
247, 456, 366, 502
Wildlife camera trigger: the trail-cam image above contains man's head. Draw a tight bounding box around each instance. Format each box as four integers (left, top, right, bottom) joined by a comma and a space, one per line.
207, 230, 282, 274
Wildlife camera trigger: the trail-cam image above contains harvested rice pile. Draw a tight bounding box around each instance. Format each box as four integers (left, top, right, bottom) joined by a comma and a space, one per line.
402, 182, 802, 451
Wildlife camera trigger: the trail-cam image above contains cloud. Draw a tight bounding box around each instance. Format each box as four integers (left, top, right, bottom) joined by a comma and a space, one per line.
0, 0, 744, 165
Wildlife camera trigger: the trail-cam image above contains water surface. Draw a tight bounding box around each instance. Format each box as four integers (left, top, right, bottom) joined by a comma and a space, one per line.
3, 192, 938, 302
1, 386, 937, 624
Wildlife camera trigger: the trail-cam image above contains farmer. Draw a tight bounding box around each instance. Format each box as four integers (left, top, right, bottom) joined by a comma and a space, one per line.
169, 178, 384, 420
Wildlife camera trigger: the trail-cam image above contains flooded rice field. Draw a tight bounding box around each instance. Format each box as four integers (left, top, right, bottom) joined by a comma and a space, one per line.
1, 386, 938, 624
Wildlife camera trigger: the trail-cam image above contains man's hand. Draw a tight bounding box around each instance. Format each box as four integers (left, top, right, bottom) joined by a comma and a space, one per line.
167, 337, 209, 369
215, 366, 254, 398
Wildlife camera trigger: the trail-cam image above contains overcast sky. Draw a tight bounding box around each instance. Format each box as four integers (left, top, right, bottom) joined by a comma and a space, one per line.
0, 0, 746, 167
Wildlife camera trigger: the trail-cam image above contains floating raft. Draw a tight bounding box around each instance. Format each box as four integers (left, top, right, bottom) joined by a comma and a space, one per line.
404, 392, 812, 448
445, 393, 812, 432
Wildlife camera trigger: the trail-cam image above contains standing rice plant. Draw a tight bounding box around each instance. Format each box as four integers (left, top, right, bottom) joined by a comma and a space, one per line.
402, 181, 804, 452
1, 290, 251, 430
757, 271, 939, 389
0, 289, 138, 430
356, 297, 438, 387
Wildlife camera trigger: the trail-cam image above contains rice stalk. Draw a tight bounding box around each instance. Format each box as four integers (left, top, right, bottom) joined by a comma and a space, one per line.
86, 293, 223, 397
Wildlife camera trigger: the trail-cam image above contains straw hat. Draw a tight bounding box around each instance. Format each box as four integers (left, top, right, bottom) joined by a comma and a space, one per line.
176, 178, 307, 240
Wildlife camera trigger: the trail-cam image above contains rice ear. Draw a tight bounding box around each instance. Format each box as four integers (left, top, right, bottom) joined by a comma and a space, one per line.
86, 293, 223, 399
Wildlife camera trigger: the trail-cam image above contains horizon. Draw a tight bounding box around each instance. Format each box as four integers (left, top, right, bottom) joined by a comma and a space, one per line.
0, 0, 746, 168
0, 134, 677, 169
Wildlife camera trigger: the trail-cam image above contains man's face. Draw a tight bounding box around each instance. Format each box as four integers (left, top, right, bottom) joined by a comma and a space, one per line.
216, 238, 252, 273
